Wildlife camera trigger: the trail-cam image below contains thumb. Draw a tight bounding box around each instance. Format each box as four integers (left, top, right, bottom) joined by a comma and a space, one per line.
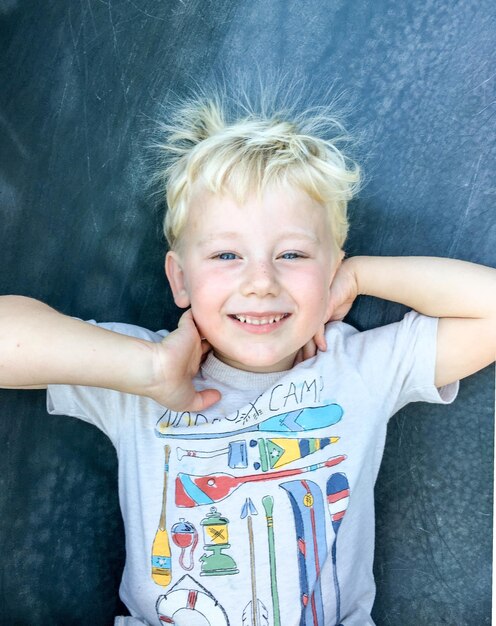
187, 388, 222, 413
177, 308, 197, 332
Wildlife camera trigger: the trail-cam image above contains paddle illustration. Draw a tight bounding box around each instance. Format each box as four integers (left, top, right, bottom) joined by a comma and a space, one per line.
241, 498, 268, 626
262, 495, 281, 626
156, 403, 343, 440
151, 444, 172, 586
326, 472, 350, 626
175, 455, 347, 507
252, 436, 339, 471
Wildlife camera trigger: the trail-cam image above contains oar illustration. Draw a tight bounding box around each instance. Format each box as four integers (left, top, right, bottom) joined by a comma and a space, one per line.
156, 403, 343, 440
241, 498, 268, 626
326, 473, 350, 626
252, 436, 340, 471
262, 495, 281, 626
151, 444, 172, 586
175, 455, 347, 507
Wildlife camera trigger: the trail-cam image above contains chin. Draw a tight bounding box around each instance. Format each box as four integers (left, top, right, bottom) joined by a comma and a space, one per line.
224, 350, 295, 373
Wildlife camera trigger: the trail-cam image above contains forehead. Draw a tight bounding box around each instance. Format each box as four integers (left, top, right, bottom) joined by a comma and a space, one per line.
184, 182, 331, 240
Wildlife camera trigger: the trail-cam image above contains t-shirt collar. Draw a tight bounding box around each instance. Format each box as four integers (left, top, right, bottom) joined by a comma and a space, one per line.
200, 352, 291, 393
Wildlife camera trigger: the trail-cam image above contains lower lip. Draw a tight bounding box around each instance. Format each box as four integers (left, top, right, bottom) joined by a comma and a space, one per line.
229, 315, 289, 334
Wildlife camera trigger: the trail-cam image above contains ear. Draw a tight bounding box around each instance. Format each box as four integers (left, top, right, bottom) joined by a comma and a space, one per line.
165, 251, 191, 308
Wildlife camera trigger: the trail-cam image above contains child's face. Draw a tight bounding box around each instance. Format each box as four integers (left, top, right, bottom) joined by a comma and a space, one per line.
166, 183, 342, 373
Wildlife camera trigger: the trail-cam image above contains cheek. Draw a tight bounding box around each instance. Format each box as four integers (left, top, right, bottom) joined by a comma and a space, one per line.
297, 272, 332, 321
187, 277, 224, 329
294, 269, 330, 298
189, 298, 213, 341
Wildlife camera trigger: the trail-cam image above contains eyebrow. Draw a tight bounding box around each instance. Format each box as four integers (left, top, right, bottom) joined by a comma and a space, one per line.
198, 232, 240, 243
198, 231, 321, 246
277, 231, 321, 244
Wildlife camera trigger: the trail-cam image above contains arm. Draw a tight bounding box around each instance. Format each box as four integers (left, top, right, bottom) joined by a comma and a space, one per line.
0, 296, 220, 411
329, 257, 496, 387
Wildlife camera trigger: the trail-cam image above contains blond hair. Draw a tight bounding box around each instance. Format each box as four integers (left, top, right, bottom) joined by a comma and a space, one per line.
155, 83, 361, 251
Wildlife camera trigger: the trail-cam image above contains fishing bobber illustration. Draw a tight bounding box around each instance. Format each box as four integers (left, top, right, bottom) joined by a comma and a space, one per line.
177, 440, 248, 469
171, 518, 198, 572
250, 436, 340, 471
199, 507, 239, 576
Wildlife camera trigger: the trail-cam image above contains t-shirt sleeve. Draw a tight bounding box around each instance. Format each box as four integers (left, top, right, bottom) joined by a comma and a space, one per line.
46, 320, 169, 445
344, 310, 459, 418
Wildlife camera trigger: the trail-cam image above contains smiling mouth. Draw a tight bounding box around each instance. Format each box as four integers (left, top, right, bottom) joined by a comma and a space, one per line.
229, 313, 290, 326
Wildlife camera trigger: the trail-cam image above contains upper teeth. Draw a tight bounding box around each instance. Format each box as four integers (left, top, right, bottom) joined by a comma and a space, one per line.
234, 314, 285, 325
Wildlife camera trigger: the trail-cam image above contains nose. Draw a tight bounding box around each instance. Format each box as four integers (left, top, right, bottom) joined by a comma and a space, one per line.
240, 260, 280, 297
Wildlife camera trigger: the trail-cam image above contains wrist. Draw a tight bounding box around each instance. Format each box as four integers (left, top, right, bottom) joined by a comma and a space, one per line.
343, 255, 366, 296
133, 339, 165, 400
80, 332, 160, 398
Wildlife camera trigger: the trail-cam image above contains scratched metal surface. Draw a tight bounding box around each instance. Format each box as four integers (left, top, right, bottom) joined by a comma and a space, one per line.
0, 1, 493, 624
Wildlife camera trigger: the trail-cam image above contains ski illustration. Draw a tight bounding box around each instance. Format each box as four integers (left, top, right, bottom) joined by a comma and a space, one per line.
326, 473, 350, 626
280, 480, 327, 626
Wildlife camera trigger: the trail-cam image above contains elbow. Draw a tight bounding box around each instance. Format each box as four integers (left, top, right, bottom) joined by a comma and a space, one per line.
0, 295, 49, 316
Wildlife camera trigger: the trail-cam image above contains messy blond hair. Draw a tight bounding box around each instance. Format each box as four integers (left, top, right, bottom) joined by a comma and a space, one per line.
155, 81, 361, 251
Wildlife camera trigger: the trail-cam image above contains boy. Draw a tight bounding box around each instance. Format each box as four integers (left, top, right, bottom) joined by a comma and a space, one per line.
1, 93, 495, 626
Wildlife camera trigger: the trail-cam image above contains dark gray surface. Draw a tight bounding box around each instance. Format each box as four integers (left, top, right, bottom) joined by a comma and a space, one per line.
0, 1, 494, 624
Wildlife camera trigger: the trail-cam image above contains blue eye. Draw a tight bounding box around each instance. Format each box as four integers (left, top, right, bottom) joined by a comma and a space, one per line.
217, 252, 238, 260
280, 252, 302, 260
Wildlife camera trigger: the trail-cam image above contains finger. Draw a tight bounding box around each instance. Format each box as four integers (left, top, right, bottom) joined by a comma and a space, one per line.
200, 339, 213, 356
302, 338, 318, 361
178, 308, 194, 325
189, 388, 222, 412
293, 348, 304, 366
176, 309, 197, 335
329, 303, 349, 322
293, 339, 317, 367
314, 323, 327, 352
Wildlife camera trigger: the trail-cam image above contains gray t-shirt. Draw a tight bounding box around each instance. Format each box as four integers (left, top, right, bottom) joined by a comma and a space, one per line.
47, 311, 458, 626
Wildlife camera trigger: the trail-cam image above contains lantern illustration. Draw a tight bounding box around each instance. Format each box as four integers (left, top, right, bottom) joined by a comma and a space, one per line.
199, 506, 238, 576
